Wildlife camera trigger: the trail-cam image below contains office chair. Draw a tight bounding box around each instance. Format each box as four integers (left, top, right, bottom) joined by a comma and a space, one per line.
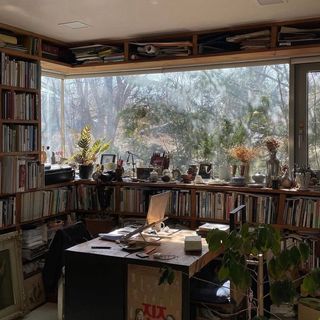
42, 221, 92, 319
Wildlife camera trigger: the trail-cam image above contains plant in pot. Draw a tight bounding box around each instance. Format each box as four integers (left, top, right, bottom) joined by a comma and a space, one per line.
71, 125, 110, 179
207, 223, 320, 319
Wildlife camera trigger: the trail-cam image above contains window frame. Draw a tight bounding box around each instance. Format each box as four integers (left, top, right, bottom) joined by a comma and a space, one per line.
42, 58, 302, 168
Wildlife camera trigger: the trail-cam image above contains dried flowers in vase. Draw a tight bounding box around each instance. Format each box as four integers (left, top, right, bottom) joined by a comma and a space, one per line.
264, 137, 280, 153
229, 146, 258, 163
229, 146, 258, 183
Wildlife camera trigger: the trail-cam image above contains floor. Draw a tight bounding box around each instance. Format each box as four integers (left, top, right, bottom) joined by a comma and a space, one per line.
23, 303, 58, 320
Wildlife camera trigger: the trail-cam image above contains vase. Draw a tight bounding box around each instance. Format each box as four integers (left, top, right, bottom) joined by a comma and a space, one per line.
266, 150, 280, 188
79, 164, 94, 179
239, 162, 250, 183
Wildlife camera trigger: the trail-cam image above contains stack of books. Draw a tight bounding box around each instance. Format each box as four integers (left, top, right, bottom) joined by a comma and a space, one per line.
198, 29, 270, 53
278, 26, 320, 47
22, 226, 48, 261
0, 29, 29, 53
130, 41, 192, 60
226, 29, 271, 50
71, 44, 124, 64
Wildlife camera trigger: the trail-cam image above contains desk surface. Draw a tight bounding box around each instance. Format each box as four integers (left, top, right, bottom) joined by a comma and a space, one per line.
67, 230, 221, 277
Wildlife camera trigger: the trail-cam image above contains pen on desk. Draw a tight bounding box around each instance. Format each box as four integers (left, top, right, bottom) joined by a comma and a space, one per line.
91, 246, 111, 249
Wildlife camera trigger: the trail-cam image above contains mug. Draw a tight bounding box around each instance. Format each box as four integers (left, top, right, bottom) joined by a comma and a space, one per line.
153, 222, 165, 232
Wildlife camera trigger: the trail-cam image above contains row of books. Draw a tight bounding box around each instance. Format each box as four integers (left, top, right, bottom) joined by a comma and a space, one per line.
2, 124, 38, 152
20, 187, 74, 222
120, 188, 191, 217
196, 191, 278, 224
77, 184, 114, 211
283, 197, 320, 228
0, 156, 44, 194
0, 196, 16, 227
71, 44, 124, 64
1, 91, 38, 120
0, 52, 39, 89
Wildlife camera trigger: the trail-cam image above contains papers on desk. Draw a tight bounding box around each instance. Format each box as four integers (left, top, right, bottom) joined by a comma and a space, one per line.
142, 228, 180, 238
198, 223, 229, 231
197, 223, 229, 237
99, 226, 136, 241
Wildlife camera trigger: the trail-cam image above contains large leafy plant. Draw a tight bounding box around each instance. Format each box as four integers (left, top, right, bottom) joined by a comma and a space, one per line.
72, 125, 110, 165
207, 224, 320, 307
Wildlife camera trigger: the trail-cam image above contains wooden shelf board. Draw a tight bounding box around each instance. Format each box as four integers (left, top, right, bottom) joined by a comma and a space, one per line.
0, 47, 40, 61
0, 151, 39, 156
0, 85, 39, 93
20, 212, 69, 225
1, 120, 39, 124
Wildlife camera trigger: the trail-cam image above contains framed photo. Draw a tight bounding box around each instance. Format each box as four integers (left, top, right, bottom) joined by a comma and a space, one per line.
100, 153, 116, 170
0, 231, 24, 320
24, 272, 45, 311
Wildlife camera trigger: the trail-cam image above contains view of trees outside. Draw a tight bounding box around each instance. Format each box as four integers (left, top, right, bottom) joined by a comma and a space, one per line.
42, 63, 289, 175
308, 71, 320, 169
41, 76, 62, 157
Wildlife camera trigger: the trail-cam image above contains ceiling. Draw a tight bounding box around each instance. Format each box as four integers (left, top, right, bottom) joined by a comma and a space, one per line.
0, 0, 320, 43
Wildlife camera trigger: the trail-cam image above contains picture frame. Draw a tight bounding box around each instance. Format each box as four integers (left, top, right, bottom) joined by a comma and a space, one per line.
100, 153, 116, 170
0, 231, 25, 320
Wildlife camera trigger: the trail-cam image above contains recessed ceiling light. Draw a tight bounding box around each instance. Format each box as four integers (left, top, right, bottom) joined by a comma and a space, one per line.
58, 21, 90, 29
257, 0, 287, 5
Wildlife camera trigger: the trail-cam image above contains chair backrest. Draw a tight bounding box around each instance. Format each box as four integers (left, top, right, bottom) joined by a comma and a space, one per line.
43, 222, 92, 296
229, 204, 246, 231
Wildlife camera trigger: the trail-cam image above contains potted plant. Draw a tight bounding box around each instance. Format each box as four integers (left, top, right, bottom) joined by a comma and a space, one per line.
71, 125, 110, 179
207, 223, 320, 319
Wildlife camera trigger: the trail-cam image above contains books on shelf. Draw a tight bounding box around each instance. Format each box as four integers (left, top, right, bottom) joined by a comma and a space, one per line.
120, 188, 191, 217
283, 197, 320, 228
0, 33, 17, 45
20, 187, 75, 222
130, 41, 192, 59
1, 91, 38, 120
2, 124, 38, 152
77, 184, 114, 211
278, 26, 320, 46
71, 44, 124, 64
196, 190, 277, 224
0, 156, 44, 194
0, 196, 16, 227
0, 52, 39, 89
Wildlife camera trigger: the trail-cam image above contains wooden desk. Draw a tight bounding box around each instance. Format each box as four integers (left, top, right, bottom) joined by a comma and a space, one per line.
64, 230, 221, 320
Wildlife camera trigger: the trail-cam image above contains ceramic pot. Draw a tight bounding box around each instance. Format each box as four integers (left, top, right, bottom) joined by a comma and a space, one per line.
79, 164, 93, 179
252, 172, 265, 184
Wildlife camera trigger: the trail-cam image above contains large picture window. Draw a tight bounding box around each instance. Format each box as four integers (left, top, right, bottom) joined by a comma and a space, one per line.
42, 63, 289, 173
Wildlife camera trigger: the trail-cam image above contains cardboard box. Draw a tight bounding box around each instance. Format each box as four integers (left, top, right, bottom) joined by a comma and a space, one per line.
298, 299, 320, 320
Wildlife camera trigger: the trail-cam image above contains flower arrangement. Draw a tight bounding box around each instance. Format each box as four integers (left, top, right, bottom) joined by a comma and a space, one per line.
264, 137, 280, 152
229, 145, 257, 163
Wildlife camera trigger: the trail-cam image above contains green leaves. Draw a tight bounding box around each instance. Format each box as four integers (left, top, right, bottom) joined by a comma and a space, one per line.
73, 125, 110, 165
270, 280, 296, 305
301, 269, 320, 296
206, 224, 319, 306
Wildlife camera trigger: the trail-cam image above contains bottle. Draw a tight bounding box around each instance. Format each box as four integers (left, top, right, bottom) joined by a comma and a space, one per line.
40, 146, 47, 164
45, 146, 51, 165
